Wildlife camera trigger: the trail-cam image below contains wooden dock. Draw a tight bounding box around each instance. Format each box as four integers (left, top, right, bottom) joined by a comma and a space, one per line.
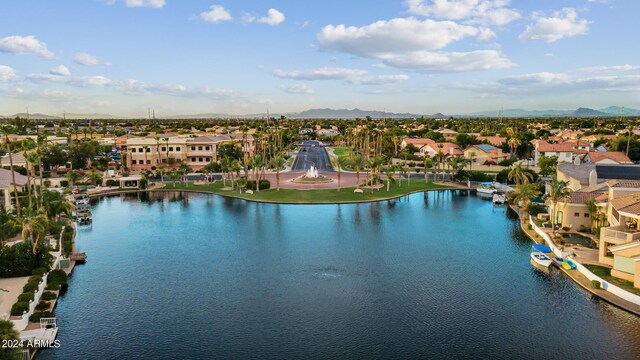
69, 252, 87, 263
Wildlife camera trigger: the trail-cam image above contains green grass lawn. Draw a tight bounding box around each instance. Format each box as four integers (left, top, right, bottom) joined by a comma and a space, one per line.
159, 179, 453, 204
584, 264, 640, 296
330, 146, 352, 158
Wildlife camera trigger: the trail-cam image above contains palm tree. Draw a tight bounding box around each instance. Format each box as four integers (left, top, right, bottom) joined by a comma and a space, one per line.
178, 161, 191, 188
21, 211, 49, 254
25, 151, 39, 210
332, 156, 351, 191
0, 319, 22, 359
65, 170, 82, 187
423, 157, 433, 184
384, 166, 396, 192
585, 198, 606, 234
351, 154, 366, 189
2, 126, 21, 219
154, 136, 161, 165
446, 155, 467, 181
270, 155, 286, 191
86, 171, 103, 186
511, 182, 536, 218
168, 169, 180, 188
158, 164, 168, 183
508, 163, 533, 186
220, 156, 231, 187
468, 151, 477, 170
203, 162, 218, 183
547, 177, 571, 234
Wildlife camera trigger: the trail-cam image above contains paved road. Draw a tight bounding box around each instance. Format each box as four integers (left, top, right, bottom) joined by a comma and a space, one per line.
291, 141, 334, 172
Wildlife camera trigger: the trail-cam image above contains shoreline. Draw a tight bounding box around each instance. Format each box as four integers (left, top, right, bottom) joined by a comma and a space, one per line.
509, 205, 640, 317
87, 182, 467, 205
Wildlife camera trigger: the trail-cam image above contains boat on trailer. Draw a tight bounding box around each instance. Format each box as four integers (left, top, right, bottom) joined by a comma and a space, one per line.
492, 192, 507, 205
531, 244, 553, 267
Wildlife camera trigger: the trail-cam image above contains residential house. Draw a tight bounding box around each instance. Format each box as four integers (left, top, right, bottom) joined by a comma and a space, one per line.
534, 141, 575, 165
0, 168, 30, 193
582, 152, 632, 165
126, 134, 254, 171
316, 128, 340, 138
463, 144, 508, 164
476, 135, 507, 147
548, 182, 609, 231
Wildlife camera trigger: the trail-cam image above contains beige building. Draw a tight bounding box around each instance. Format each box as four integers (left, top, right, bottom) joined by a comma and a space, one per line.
126, 134, 254, 171
463, 144, 507, 164
549, 182, 608, 231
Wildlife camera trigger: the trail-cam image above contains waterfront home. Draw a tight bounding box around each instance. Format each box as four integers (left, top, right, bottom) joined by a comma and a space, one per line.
547, 182, 609, 231
608, 242, 640, 289
581, 151, 632, 165
316, 128, 340, 138
400, 137, 462, 158
599, 181, 640, 272
557, 163, 597, 191
463, 144, 508, 164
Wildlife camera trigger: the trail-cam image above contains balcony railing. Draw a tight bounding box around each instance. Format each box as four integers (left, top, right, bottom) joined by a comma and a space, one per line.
602, 227, 640, 242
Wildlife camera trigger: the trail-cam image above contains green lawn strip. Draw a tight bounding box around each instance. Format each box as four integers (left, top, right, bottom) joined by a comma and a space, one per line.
158, 180, 452, 204
584, 264, 640, 296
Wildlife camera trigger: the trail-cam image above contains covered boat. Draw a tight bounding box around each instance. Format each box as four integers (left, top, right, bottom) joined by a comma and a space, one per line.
531, 244, 553, 267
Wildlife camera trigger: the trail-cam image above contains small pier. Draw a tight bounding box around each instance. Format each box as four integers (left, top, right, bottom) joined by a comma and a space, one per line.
70, 252, 87, 263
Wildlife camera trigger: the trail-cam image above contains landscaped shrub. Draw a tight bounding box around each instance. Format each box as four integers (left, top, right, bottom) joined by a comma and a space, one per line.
562, 226, 570, 231
31, 267, 47, 276
29, 275, 42, 284
22, 282, 39, 293
591, 280, 601, 289
44, 179, 52, 188
36, 301, 50, 311
456, 170, 493, 182
11, 302, 29, 316
41, 292, 57, 301
30, 311, 52, 322
18, 292, 35, 302
528, 224, 533, 230
48, 270, 68, 285
60, 180, 69, 187
245, 179, 271, 191
527, 203, 547, 217
498, 158, 516, 167
578, 225, 587, 232
106, 179, 119, 187
46, 282, 61, 291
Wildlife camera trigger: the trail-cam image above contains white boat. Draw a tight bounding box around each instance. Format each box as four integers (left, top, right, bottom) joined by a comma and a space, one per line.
531, 244, 553, 267
477, 183, 498, 195
75, 194, 90, 205
492, 193, 506, 205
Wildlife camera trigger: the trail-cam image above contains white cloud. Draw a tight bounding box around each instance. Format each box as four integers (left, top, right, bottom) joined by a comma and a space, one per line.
280, 83, 314, 94
498, 72, 570, 86
347, 74, 409, 85
244, 8, 286, 26
257, 8, 285, 26
272, 67, 367, 80
404, 0, 521, 26
378, 50, 514, 72
579, 64, 640, 73
0, 35, 55, 59
124, 0, 165, 8
519, 8, 590, 43
73, 53, 106, 66
318, 17, 483, 57
200, 5, 232, 23
0, 65, 18, 81
49, 65, 70, 77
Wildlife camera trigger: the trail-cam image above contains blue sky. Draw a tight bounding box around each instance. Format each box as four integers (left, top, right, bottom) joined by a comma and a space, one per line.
0, 0, 638, 116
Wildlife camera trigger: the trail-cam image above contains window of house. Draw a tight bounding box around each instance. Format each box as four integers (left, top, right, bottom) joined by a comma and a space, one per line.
199, 157, 203, 162
198, 146, 203, 151
176, 147, 181, 151
574, 212, 580, 217
146, 160, 151, 164
162, 147, 166, 151
146, 148, 150, 152
132, 148, 136, 152
132, 160, 136, 164
205, 146, 210, 151
169, 147, 174, 151
584, 213, 589, 218
191, 146, 195, 151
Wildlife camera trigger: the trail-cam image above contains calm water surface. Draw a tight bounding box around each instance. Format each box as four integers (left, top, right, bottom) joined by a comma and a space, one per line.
40, 191, 640, 359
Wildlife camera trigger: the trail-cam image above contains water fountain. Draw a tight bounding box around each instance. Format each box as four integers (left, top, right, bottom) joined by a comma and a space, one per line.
290, 163, 333, 184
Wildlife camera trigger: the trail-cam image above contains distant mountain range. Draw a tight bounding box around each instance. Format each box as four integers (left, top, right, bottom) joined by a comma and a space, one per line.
467, 106, 640, 118
2, 106, 639, 120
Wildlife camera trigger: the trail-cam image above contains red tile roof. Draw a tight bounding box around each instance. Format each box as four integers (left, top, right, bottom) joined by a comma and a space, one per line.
586, 151, 632, 164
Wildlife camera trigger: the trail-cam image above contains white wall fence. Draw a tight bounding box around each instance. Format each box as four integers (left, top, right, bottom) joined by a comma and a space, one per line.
528, 217, 640, 307
10, 254, 62, 331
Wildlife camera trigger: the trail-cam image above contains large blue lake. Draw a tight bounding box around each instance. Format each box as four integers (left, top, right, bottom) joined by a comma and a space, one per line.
40, 191, 640, 359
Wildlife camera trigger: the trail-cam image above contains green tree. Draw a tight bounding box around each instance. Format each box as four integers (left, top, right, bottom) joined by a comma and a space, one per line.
351, 154, 366, 189
0, 320, 22, 360
65, 170, 83, 186
508, 163, 533, 186
511, 183, 536, 217
86, 171, 103, 186
1, 126, 21, 219
537, 154, 558, 176
269, 155, 286, 191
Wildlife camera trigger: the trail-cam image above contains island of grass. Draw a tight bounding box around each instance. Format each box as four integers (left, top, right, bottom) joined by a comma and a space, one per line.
157, 180, 455, 204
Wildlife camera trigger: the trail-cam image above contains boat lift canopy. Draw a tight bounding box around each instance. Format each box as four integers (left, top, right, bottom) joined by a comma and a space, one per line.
532, 244, 553, 253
